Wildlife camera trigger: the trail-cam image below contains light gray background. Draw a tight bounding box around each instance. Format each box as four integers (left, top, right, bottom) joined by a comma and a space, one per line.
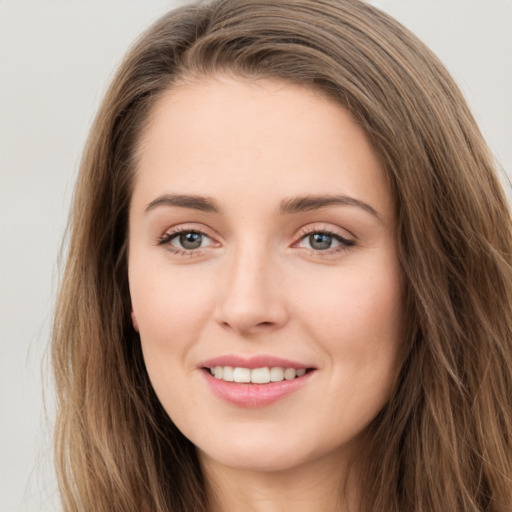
1, 1, 511, 511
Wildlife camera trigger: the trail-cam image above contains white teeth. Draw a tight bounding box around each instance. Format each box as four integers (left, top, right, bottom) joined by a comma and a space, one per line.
269, 367, 284, 382
284, 368, 296, 380
233, 367, 251, 383
209, 366, 309, 383
251, 367, 271, 384
222, 366, 234, 382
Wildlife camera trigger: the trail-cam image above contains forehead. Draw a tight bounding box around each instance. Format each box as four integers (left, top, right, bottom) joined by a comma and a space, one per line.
132, 75, 393, 221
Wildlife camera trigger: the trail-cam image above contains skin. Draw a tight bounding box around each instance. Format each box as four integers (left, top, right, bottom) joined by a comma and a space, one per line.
128, 76, 403, 512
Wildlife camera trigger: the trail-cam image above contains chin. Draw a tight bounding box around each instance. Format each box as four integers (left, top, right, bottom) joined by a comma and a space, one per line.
195, 426, 336, 475
202, 446, 308, 474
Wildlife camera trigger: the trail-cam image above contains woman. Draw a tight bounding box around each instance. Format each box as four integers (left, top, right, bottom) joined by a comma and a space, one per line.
52, 0, 512, 510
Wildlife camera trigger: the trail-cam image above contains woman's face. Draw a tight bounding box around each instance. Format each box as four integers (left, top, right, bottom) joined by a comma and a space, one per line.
128, 76, 403, 474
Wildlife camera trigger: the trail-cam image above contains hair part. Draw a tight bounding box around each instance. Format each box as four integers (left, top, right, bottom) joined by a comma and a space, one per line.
52, 1, 512, 510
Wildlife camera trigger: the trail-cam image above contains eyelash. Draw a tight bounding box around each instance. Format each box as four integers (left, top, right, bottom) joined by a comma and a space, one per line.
157, 226, 355, 257
293, 227, 355, 256
157, 227, 215, 256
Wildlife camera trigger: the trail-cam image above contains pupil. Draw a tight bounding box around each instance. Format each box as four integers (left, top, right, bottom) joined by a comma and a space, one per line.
180, 232, 202, 249
310, 233, 332, 250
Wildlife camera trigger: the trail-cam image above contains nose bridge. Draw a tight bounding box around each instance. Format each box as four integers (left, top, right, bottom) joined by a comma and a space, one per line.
215, 239, 287, 334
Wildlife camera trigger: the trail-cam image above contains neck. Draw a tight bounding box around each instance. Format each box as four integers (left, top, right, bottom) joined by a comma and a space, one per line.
200, 449, 362, 512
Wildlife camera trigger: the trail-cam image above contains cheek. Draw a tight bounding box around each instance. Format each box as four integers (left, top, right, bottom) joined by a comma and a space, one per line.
297, 263, 403, 345
130, 260, 214, 338
310, 273, 403, 429
296, 259, 403, 407
129, 261, 217, 416
128, 258, 218, 393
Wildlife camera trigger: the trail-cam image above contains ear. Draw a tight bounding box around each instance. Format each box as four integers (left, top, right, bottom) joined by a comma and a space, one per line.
131, 309, 139, 332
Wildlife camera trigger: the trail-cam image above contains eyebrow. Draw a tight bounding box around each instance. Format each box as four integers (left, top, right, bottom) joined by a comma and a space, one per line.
144, 193, 382, 221
279, 194, 382, 222
145, 194, 221, 214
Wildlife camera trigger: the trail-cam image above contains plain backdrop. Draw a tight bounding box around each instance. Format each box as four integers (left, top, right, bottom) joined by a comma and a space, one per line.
1, 1, 511, 511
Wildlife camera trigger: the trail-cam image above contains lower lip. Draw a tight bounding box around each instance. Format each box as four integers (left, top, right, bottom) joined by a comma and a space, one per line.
201, 369, 315, 408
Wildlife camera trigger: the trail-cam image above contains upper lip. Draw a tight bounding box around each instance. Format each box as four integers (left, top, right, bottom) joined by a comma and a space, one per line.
199, 355, 314, 370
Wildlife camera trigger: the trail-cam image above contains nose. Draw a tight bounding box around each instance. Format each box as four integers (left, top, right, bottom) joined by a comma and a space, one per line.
214, 246, 289, 336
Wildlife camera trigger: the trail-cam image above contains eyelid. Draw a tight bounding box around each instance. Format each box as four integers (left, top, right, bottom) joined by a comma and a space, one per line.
291, 223, 356, 255
157, 222, 218, 239
156, 223, 221, 254
294, 223, 355, 243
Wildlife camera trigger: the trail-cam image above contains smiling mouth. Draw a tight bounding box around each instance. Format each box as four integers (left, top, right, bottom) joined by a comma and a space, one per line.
204, 366, 315, 384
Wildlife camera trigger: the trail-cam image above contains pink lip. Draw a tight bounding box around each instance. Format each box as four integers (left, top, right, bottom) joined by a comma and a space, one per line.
201, 371, 314, 408
200, 355, 313, 370
198, 354, 316, 408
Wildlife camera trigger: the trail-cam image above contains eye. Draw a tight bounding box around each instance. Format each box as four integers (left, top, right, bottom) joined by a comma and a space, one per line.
296, 230, 355, 252
159, 229, 215, 253
174, 231, 207, 250
303, 233, 336, 251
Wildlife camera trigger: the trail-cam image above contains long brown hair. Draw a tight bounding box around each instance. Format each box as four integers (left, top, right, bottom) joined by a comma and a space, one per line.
52, 0, 512, 510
